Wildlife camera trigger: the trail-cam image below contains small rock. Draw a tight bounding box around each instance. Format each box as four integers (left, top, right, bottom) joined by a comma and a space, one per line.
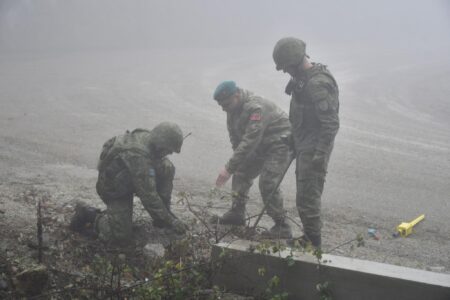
143, 243, 165, 260
118, 253, 126, 261
15, 265, 49, 296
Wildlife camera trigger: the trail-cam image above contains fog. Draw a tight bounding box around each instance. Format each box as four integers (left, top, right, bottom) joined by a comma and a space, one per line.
1, 0, 450, 52
0, 0, 449, 265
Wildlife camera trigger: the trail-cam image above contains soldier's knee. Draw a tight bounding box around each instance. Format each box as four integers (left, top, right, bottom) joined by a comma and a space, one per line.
260, 183, 278, 199
296, 194, 320, 212
259, 173, 278, 193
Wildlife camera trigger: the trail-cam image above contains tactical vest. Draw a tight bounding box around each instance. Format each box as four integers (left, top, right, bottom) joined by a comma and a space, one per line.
289, 64, 339, 151
97, 129, 152, 172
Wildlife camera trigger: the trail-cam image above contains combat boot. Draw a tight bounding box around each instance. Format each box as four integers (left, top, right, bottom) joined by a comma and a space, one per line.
152, 219, 166, 228
308, 234, 322, 249
261, 220, 292, 239
210, 201, 246, 226
288, 234, 321, 249
217, 208, 245, 225
69, 201, 100, 234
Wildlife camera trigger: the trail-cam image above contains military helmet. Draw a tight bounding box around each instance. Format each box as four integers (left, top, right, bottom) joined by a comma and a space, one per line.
150, 122, 183, 153
273, 37, 306, 71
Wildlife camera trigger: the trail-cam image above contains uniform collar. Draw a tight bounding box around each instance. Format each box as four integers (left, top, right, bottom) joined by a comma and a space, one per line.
229, 89, 248, 114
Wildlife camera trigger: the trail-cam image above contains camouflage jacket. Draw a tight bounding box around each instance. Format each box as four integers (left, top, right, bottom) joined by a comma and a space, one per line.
96, 129, 175, 225
287, 63, 339, 153
225, 89, 291, 173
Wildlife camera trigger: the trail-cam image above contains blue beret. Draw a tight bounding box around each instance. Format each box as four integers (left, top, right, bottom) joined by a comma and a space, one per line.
213, 81, 237, 101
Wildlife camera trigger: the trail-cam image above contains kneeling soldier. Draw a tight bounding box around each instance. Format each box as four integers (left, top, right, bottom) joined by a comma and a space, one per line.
70, 122, 187, 245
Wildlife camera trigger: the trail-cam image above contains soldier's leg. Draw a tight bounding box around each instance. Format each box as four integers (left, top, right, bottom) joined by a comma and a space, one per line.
218, 161, 261, 225
259, 143, 292, 238
95, 193, 134, 245
154, 157, 175, 212
259, 143, 290, 222
295, 150, 327, 247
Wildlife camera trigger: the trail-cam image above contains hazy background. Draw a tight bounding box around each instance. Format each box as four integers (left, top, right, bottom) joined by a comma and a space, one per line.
1, 0, 449, 52
1, 0, 449, 243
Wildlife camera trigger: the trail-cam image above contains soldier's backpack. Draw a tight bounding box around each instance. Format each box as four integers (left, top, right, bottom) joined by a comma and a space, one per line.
97, 129, 151, 172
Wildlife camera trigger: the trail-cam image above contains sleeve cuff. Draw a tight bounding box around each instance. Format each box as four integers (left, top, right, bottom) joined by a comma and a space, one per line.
225, 161, 234, 174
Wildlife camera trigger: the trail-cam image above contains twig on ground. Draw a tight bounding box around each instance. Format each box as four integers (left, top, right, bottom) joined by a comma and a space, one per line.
36, 196, 43, 263
183, 194, 215, 245
326, 237, 359, 254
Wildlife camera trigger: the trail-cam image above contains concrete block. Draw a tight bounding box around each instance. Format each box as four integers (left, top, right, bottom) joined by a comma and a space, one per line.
212, 240, 450, 300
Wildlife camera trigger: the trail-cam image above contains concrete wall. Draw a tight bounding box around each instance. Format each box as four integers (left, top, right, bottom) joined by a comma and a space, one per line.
212, 240, 450, 300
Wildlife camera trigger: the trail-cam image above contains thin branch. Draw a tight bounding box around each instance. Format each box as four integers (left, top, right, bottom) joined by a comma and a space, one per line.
36, 196, 43, 263
325, 237, 359, 254
183, 194, 215, 245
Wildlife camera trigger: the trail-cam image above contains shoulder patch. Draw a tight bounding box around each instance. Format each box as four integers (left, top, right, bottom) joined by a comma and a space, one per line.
249, 113, 261, 121
307, 81, 329, 102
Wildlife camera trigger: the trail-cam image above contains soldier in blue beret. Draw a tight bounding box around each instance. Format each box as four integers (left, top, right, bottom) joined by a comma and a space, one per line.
212, 80, 293, 239
213, 81, 238, 102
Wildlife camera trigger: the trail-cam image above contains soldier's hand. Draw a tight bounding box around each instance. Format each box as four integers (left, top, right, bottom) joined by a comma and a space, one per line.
171, 219, 188, 234
215, 168, 231, 187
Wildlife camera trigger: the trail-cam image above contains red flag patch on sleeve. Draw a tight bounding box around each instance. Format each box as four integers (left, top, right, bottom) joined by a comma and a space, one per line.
249, 113, 261, 121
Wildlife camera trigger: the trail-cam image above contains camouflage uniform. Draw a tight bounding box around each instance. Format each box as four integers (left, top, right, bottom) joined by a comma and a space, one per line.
225, 89, 292, 223
287, 63, 339, 244
95, 127, 182, 244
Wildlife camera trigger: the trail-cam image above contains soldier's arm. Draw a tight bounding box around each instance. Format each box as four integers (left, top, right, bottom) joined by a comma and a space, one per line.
227, 115, 239, 150
120, 153, 176, 226
225, 106, 265, 174
308, 77, 340, 153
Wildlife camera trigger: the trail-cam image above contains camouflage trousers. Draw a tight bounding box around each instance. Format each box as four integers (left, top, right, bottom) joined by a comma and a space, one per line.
232, 142, 291, 223
95, 157, 175, 244
295, 149, 331, 239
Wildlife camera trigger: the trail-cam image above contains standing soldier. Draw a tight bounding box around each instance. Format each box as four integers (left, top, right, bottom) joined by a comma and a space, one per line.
273, 37, 340, 248
70, 122, 188, 245
213, 81, 293, 239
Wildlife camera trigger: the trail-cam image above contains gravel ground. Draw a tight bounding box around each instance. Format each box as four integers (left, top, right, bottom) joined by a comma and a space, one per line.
1, 47, 449, 279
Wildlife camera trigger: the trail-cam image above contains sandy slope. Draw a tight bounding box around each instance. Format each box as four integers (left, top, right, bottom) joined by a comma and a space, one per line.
0, 46, 449, 273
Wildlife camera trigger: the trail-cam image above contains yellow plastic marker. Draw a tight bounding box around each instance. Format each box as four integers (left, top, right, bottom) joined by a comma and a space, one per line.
397, 214, 425, 237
